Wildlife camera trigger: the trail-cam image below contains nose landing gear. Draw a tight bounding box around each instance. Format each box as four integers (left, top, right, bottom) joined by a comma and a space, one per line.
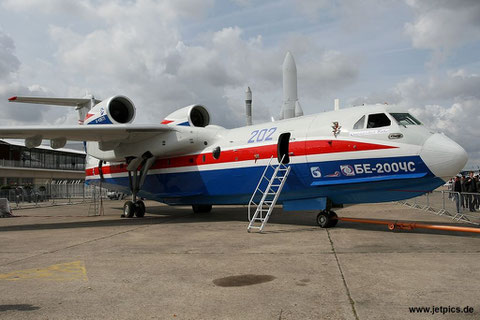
316, 210, 338, 228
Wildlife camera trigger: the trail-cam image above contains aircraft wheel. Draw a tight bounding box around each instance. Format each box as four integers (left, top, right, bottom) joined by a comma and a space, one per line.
123, 201, 135, 218
192, 204, 212, 213
317, 210, 337, 228
316, 211, 330, 228
135, 200, 146, 218
329, 211, 338, 227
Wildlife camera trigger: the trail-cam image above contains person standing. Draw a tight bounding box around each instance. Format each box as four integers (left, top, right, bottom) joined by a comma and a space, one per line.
464, 172, 477, 212
475, 175, 480, 210
461, 176, 467, 208
453, 176, 463, 213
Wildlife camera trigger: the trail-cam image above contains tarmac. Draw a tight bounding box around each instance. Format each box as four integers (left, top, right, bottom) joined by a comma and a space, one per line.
1, 200, 480, 319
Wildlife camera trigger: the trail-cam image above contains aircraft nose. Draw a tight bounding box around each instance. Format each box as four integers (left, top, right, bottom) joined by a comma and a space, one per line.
420, 133, 468, 180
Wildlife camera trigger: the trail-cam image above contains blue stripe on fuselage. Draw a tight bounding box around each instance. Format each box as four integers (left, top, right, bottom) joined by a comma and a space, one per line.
87, 155, 443, 207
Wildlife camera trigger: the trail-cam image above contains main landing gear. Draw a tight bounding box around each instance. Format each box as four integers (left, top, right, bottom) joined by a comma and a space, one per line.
192, 204, 212, 214
122, 152, 155, 218
123, 200, 146, 218
316, 210, 338, 228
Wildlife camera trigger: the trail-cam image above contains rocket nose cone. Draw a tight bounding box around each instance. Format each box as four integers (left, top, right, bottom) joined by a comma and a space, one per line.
283, 51, 296, 72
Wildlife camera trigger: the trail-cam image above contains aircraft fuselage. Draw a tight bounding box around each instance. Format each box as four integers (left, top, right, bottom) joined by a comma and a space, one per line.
85, 104, 467, 210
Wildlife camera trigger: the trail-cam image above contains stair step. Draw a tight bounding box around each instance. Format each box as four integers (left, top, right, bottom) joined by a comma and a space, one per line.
248, 159, 290, 232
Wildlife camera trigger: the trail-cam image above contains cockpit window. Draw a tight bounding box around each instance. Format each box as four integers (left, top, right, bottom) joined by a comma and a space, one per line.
389, 113, 422, 126
367, 113, 391, 128
353, 115, 365, 129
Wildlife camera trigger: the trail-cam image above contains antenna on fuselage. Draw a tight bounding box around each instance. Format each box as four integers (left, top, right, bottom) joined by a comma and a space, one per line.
245, 86, 252, 126
334, 98, 340, 111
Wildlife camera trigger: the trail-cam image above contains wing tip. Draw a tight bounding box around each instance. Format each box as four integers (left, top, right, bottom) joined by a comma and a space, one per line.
8, 96, 17, 101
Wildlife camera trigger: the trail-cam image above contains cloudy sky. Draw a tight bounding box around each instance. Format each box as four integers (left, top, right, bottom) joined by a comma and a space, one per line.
0, 0, 479, 168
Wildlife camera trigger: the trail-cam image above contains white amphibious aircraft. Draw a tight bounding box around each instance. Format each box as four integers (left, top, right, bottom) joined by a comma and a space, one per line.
0, 52, 468, 229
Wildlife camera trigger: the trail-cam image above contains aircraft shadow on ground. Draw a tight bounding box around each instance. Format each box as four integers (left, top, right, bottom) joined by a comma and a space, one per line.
1, 204, 479, 238
0, 205, 316, 232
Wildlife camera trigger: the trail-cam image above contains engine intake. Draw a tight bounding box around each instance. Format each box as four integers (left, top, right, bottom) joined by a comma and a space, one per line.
109, 97, 135, 123
162, 104, 210, 127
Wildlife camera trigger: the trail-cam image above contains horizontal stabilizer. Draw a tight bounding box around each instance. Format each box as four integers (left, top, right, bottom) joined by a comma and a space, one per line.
8, 96, 101, 107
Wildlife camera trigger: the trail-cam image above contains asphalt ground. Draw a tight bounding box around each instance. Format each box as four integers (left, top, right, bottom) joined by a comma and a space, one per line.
1, 200, 480, 319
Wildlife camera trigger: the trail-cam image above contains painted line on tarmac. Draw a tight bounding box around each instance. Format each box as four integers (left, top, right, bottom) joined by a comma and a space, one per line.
0, 260, 88, 281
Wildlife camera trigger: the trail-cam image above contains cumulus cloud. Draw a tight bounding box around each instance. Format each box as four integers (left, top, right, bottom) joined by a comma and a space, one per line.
0, 0, 359, 128
39, 1, 358, 127
0, 30, 20, 79
349, 69, 480, 167
0, 30, 52, 124
405, 0, 480, 63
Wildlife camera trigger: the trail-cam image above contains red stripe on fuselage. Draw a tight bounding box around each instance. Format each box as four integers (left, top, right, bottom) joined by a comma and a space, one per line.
161, 119, 174, 124
85, 140, 397, 177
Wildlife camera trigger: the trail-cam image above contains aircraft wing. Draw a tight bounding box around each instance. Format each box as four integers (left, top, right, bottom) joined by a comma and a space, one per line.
0, 124, 176, 142
8, 96, 101, 106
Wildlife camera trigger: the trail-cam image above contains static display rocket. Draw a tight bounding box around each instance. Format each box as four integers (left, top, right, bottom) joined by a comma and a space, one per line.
280, 51, 303, 120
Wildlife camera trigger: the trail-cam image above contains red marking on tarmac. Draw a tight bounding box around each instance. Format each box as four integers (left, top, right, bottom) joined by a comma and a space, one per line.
86, 140, 397, 177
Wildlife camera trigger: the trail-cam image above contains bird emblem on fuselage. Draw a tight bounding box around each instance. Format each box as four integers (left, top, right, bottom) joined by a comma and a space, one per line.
332, 121, 341, 138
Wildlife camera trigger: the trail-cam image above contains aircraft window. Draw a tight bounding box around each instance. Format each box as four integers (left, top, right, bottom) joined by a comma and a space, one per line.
389, 113, 422, 126
367, 113, 391, 128
353, 115, 365, 129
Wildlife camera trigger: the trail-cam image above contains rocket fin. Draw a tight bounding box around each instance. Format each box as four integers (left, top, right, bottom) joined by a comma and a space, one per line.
295, 101, 304, 117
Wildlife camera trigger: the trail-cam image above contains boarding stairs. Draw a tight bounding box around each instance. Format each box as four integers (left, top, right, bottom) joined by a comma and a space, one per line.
247, 155, 291, 233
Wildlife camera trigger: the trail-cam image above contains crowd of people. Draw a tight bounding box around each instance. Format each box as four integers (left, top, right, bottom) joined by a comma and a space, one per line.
448, 172, 480, 213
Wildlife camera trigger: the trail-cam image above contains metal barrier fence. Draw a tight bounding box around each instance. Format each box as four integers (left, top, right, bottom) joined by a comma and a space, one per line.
398, 190, 480, 225
0, 181, 108, 209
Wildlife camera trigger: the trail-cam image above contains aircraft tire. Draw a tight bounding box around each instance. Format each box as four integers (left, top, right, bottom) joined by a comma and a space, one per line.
316, 211, 330, 228
192, 204, 212, 213
328, 211, 338, 227
135, 200, 146, 218
317, 210, 337, 228
123, 201, 135, 218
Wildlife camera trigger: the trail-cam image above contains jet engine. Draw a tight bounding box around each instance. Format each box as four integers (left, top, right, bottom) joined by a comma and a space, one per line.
161, 104, 210, 127
84, 95, 136, 125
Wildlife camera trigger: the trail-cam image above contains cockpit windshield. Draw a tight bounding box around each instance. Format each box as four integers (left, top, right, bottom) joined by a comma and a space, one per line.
389, 113, 422, 126
367, 113, 391, 128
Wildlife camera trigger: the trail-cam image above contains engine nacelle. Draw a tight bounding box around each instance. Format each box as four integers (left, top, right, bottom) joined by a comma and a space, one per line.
84, 95, 136, 125
161, 104, 210, 127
